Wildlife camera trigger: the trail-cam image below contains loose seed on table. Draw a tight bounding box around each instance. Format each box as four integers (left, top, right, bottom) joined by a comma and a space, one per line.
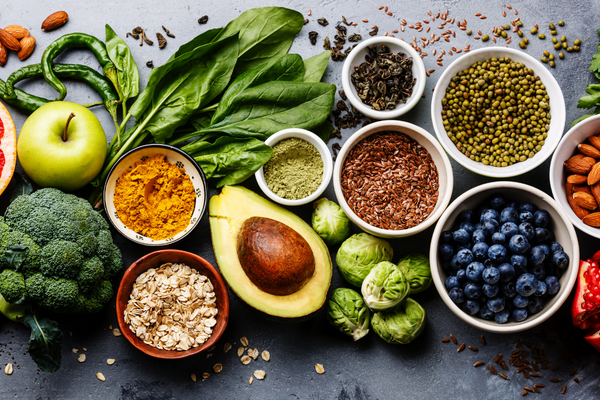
450, 334, 458, 344
474, 361, 485, 367
457, 343, 466, 352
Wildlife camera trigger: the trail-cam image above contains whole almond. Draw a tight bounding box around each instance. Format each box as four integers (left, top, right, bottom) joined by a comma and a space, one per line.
566, 181, 575, 195
584, 156, 597, 167
573, 185, 592, 195
0, 42, 6, 67
567, 174, 588, 185
589, 136, 600, 151
42, 11, 69, 31
592, 182, 600, 206
0, 28, 20, 51
588, 162, 600, 186
564, 155, 593, 174
582, 212, 600, 227
17, 35, 35, 61
573, 191, 598, 211
567, 192, 590, 219
578, 143, 600, 159
4, 25, 29, 40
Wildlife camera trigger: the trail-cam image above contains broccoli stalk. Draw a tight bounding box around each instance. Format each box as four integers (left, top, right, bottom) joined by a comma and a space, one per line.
0, 294, 63, 373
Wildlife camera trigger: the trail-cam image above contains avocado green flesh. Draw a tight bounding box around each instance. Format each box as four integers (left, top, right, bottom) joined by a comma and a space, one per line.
209, 185, 332, 319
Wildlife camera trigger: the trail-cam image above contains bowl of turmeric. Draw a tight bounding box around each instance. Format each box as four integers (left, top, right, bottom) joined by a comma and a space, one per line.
103, 144, 208, 246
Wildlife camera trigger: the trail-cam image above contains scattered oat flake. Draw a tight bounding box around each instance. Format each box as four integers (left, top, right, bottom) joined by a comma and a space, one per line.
237, 347, 245, 357
254, 370, 266, 380
248, 348, 259, 360
261, 350, 270, 362
223, 342, 232, 353
208, 345, 216, 352
241, 355, 252, 365
72, 348, 78, 354
5, 363, 13, 375
213, 363, 223, 373
206, 353, 213, 358
240, 337, 249, 347
202, 372, 210, 379
83, 348, 87, 351
191, 373, 197, 382
112, 328, 122, 337
107, 359, 116, 365
78, 354, 86, 363
249, 376, 254, 385
96, 372, 106, 382
109, 325, 112, 330
315, 364, 325, 374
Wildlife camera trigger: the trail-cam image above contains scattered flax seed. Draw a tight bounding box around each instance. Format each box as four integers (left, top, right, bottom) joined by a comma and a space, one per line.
468, 346, 478, 352
514, 8, 518, 14
535, 384, 545, 388
480, 335, 486, 345
96, 372, 106, 382
240, 355, 252, 365
78, 354, 86, 363
384, 6, 388, 12
475, 13, 481, 16
450, 335, 457, 344
261, 350, 270, 362
550, 378, 562, 383
534, 387, 541, 394
473, 361, 485, 367
191, 373, 197, 382
521, 391, 528, 397
213, 363, 223, 373
490, 365, 497, 375
5, 363, 13, 375
254, 370, 266, 380
503, 10, 507, 17
387, 12, 392, 16
573, 377, 580, 383
524, 386, 534, 392
378, 6, 384, 10
107, 359, 116, 365
457, 343, 466, 352
499, 373, 509, 380
501, 361, 508, 371
249, 376, 253, 385
112, 328, 122, 337
307, 9, 312, 16
506, 4, 512, 9
561, 385, 566, 394
240, 337, 249, 347
315, 364, 325, 374
530, 373, 541, 378
223, 343, 232, 353
551, 365, 559, 371
568, 368, 577, 376
362, 19, 369, 23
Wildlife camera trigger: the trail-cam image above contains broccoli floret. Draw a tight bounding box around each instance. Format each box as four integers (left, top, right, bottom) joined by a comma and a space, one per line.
0, 219, 10, 258
104, 245, 123, 281
81, 280, 112, 314
4, 195, 38, 227
96, 230, 115, 264
40, 240, 84, 280
25, 273, 46, 302
6, 207, 58, 246
3, 231, 41, 277
77, 232, 99, 257
0, 269, 25, 303
39, 277, 79, 314
78, 257, 104, 294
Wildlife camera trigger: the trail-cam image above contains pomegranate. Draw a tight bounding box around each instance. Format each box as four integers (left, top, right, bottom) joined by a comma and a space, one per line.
572, 258, 600, 352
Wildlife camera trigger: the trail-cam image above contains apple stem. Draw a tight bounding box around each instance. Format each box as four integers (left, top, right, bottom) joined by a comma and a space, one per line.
63, 113, 75, 142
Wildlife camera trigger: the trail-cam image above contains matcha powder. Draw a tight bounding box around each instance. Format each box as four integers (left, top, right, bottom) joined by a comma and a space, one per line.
263, 138, 324, 200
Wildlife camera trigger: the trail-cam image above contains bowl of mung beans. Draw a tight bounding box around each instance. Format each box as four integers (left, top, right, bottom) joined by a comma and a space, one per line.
431, 47, 566, 178
332, 120, 454, 238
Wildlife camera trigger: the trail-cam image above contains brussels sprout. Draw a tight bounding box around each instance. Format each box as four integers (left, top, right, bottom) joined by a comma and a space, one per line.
396, 253, 432, 294
326, 288, 371, 341
311, 198, 351, 245
361, 261, 410, 311
371, 298, 426, 344
336, 233, 393, 287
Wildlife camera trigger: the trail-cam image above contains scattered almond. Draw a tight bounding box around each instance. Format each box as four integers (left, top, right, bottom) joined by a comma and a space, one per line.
78, 354, 86, 363
582, 212, 600, 227
0, 28, 20, 51
96, 372, 106, 382
315, 363, 325, 374
240, 336, 249, 347
107, 359, 115, 365
4, 25, 29, 40
578, 143, 600, 158
573, 191, 598, 210
190, 373, 197, 382
42, 11, 69, 31
112, 328, 121, 337
261, 350, 270, 361
254, 370, 266, 380
213, 363, 223, 373
5, 363, 13, 375
17, 35, 35, 61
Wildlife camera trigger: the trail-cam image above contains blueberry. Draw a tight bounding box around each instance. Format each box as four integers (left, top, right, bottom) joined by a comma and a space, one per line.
488, 244, 507, 262
533, 210, 550, 228
545, 276, 560, 295
472, 242, 489, 260
534, 281, 547, 296
466, 262, 485, 281
453, 229, 470, 244
441, 230, 454, 242
498, 263, 516, 283
482, 266, 501, 284
456, 248, 474, 267
464, 282, 482, 299
448, 287, 465, 304
502, 281, 517, 298
462, 300, 480, 315
509, 234, 531, 255
519, 211, 534, 224
535, 227, 552, 243
481, 209, 500, 222
519, 202, 537, 214
530, 264, 546, 281
538, 244, 550, 257
488, 297, 505, 313
513, 295, 529, 308
441, 260, 452, 273
550, 242, 563, 254
494, 309, 510, 324
506, 201, 519, 210
450, 254, 461, 271
511, 254, 528, 269
479, 304, 494, 320
500, 207, 518, 224
489, 194, 507, 210
439, 243, 454, 260
527, 296, 544, 314
472, 229, 487, 243
528, 246, 546, 267
551, 251, 569, 270
482, 220, 500, 236
491, 232, 506, 244
445, 275, 460, 290
516, 273, 538, 297
512, 308, 528, 322
458, 209, 475, 222
482, 283, 500, 298
518, 222, 535, 241
501, 222, 519, 238
460, 222, 475, 236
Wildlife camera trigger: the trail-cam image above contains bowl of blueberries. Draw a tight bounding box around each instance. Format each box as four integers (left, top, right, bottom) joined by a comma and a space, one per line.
430, 181, 579, 333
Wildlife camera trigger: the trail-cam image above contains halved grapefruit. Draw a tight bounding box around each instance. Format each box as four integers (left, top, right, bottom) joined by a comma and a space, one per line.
0, 101, 17, 196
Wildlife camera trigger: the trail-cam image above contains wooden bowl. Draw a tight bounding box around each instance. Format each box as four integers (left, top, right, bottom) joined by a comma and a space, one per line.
116, 250, 229, 359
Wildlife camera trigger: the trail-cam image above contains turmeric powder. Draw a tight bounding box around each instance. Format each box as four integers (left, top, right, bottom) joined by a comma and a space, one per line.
113, 154, 196, 240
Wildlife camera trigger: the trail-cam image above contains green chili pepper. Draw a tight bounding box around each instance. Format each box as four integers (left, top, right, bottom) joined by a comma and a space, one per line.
0, 79, 50, 114
38, 33, 118, 101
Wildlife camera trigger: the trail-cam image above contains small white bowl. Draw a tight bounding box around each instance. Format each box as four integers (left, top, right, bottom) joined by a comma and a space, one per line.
332, 120, 453, 238
103, 144, 208, 246
431, 46, 566, 178
341, 36, 426, 120
430, 182, 579, 334
255, 128, 333, 206
550, 114, 600, 239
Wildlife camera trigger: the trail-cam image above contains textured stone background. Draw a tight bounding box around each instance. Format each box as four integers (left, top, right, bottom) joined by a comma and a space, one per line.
1, 1, 599, 399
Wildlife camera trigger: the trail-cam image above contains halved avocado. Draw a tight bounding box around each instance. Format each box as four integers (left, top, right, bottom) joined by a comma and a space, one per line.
209, 185, 332, 319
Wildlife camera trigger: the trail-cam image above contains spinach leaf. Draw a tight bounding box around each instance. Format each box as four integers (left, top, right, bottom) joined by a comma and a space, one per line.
105, 24, 139, 104
167, 28, 223, 62
180, 82, 336, 141
132, 35, 239, 143
211, 54, 305, 124
190, 136, 273, 187
215, 7, 304, 76
303, 51, 331, 82
189, 113, 213, 131
23, 314, 63, 373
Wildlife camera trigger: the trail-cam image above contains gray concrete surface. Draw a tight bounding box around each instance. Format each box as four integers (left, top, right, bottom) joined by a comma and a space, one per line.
1, 1, 600, 399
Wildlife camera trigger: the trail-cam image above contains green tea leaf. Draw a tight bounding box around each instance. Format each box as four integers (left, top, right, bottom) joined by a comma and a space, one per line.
303, 51, 330, 82
23, 314, 63, 373
105, 24, 139, 102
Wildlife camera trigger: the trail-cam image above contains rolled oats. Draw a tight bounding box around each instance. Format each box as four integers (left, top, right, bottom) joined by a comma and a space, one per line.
237, 347, 245, 357
112, 328, 122, 337
254, 370, 266, 380
78, 354, 86, 363
248, 348, 259, 360
261, 350, 271, 362
191, 373, 197, 382
240, 336, 249, 347
249, 376, 254, 385
240, 355, 252, 365
315, 363, 325, 374
213, 363, 223, 373
96, 372, 106, 381
223, 342, 232, 353
107, 359, 116, 365
5, 363, 13, 375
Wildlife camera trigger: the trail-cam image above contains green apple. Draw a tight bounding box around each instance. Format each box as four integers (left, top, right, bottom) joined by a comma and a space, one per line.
18, 101, 107, 192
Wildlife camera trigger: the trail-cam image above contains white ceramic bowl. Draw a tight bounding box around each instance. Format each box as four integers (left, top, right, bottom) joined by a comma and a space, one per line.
103, 144, 208, 246
255, 128, 333, 206
430, 182, 579, 333
341, 36, 426, 120
332, 120, 453, 238
431, 46, 566, 178
550, 114, 600, 239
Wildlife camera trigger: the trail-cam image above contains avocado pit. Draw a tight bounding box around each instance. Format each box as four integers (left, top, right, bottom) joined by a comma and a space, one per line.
237, 216, 315, 296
